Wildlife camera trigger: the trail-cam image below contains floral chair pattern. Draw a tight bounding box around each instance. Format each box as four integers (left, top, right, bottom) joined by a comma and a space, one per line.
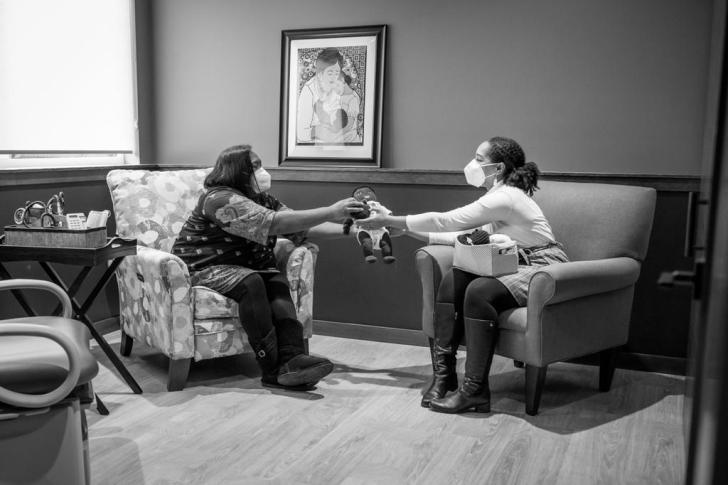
106, 169, 319, 391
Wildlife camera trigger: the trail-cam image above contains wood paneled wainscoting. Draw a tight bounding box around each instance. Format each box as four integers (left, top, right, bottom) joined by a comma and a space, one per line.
265, 167, 699, 376
0, 166, 699, 375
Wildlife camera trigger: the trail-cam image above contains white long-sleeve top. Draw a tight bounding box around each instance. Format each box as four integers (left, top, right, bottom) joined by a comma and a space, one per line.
405, 182, 556, 248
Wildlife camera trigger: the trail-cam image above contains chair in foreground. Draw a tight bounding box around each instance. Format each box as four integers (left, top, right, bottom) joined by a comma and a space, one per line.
415, 181, 656, 415
0, 279, 99, 485
106, 168, 319, 391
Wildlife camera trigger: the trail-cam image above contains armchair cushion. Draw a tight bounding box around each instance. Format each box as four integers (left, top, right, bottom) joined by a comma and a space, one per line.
533, 181, 656, 262
193, 287, 236, 319
108, 169, 209, 252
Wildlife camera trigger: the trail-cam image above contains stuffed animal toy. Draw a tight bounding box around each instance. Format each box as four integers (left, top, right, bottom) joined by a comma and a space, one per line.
343, 185, 395, 264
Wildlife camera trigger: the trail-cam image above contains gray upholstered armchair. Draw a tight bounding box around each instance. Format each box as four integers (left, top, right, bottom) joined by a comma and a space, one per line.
415, 181, 656, 415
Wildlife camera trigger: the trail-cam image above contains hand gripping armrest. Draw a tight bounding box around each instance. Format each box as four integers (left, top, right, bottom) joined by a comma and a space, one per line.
414, 245, 454, 337
0, 323, 81, 408
527, 257, 641, 311
119, 246, 195, 359
0, 279, 73, 318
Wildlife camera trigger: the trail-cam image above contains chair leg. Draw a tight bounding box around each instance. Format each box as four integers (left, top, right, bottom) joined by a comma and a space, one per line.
599, 348, 618, 392
95, 393, 109, 416
167, 358, 192, 392
525, 364, 547, 416
119, 329, 133, 357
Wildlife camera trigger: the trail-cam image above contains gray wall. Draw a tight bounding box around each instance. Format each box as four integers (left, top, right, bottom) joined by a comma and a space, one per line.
150, 0, 711, 175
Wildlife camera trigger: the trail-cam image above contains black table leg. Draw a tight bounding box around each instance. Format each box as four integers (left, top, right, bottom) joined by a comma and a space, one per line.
48, 265, 92, 316
0, 262, 38, 316
39, 261, 143, 395
39, 262, 90, 318
78, 257, 124, 317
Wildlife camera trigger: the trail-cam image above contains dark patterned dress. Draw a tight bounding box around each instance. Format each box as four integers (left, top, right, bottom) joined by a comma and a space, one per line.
172, 186, 290, 296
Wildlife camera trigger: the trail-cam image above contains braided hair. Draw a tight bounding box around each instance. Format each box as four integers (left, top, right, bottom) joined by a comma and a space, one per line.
487, 136, 540, 196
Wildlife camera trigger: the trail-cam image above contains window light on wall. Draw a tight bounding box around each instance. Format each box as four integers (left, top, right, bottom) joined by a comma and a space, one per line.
0, 0, 138, 168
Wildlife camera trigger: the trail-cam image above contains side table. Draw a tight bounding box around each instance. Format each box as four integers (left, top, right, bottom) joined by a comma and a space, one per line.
0, 235, 142, 394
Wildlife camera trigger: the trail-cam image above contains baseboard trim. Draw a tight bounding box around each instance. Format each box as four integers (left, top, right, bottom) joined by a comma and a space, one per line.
90, 316, 687, 375
314, 320, 687, 376
313, 319, 430, 347
618, 352, 687, 375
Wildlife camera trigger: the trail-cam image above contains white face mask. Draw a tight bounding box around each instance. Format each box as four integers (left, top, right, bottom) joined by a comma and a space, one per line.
463, 159, 499, 189
253, 167, 271, 193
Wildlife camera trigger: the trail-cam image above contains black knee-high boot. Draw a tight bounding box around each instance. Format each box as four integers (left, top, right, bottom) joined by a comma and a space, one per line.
251, 327, 280, 384
273, 318, 334, 387
430, 317, 497, 414
421, 303, 462, 407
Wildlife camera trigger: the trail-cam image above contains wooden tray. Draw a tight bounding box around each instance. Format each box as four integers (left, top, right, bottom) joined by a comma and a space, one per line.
0, 235, 137, 265
3, 224, 107, 248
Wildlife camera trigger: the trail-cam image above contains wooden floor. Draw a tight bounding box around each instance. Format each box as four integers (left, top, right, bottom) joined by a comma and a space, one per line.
88, 333, 686, 485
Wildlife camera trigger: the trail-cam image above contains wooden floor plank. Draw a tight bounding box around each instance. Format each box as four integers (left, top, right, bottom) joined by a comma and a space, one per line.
87, 333, 686, 484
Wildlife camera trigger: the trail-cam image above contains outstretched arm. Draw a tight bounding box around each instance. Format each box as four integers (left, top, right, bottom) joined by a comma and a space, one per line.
269, 198, 365, 235
306, 221, 356, 240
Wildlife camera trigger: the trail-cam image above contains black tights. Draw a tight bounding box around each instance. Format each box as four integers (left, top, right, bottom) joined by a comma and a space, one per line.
224, 272, 302, 350
437, 268, 518, 325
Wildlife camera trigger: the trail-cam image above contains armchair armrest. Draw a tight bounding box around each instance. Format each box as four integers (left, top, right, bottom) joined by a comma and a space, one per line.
116, 246, 195, 359
527, 257, 641, 311
275, 239, 320, 339
415, 245, 454, 337
0, 279, 72, 318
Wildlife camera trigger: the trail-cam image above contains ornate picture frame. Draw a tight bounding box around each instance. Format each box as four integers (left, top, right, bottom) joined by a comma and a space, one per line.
279, 25, 387, 167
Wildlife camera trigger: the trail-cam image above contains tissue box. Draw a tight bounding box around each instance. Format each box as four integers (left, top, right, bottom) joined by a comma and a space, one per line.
453, 239, 518, 276
3, 225, 107, 248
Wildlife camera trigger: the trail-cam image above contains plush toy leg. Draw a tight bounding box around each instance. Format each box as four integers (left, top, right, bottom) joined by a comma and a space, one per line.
357, 231, 377, 263
380, 232, 396, 264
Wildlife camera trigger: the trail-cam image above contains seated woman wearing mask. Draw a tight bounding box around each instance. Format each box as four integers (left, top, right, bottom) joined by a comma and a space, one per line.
357, 137, 568, 414
172, 144, 366, 390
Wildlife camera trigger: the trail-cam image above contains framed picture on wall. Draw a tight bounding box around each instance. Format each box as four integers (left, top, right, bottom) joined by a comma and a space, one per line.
279, 25, 387, 167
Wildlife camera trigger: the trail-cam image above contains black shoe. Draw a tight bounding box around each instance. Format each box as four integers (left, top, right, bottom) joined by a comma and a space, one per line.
429, 317, 498, 414
429, 379, 491, 414
261, 375, 317, 391
421, 303, 462, 408
274, 318, 334, 386
277, 354, 334, 387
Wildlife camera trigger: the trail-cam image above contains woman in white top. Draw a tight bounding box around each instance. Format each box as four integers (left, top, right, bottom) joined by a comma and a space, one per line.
358, 137, 568, 414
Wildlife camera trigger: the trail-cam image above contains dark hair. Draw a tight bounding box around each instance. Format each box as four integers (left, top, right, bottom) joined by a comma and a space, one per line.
487, 136, 540, 196
204, 144, 258, 198
334, 108, 348, 130
315, 48, 343, 72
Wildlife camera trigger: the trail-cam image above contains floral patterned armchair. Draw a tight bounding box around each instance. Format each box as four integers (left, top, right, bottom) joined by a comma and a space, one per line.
106, 169, 319, 391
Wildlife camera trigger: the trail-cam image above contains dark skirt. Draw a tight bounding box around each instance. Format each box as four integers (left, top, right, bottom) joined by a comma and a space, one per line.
190, 264, 279, 299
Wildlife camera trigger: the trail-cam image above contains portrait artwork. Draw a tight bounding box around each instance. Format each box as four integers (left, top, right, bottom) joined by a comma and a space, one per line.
279, 26, 386, 167
295, 45, 366, 146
